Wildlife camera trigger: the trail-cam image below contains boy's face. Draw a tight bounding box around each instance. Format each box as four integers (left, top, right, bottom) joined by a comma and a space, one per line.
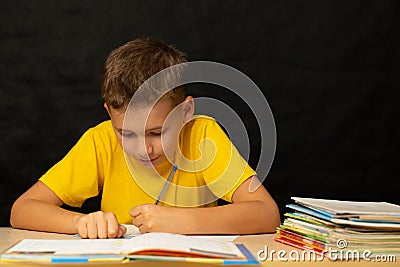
105, 97, 193, 167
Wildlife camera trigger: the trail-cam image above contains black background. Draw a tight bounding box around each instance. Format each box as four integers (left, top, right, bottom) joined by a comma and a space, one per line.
1, 0, 399, 226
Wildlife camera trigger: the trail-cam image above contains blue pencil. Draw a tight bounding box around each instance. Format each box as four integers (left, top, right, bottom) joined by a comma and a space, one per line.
155, 164, 178, 205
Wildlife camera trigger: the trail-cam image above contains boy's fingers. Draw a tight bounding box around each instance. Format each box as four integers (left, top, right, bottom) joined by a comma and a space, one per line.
78, 223, 88, 239
132, 214, 143, 228
105, 217, 120, 238
117, 225, 127, 237
96, 218, 108, 239
120, 224, 127, 235
129, 205, 142, 217
117, 228, 123, 238
86, 222, 98, 239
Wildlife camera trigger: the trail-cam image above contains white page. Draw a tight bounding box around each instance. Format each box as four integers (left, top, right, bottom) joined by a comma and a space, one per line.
7, 239, 125, 255
330, 217, 400, 230
121, 233, 243, 257
122, 224, 141, 236
292, 197, 400, 215
6, 233, 243, 258
121, 224, 239, 242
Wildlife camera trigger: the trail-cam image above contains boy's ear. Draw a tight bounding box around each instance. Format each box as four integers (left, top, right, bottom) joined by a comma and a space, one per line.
182, 96, 194, 123
104, 103, 111, 117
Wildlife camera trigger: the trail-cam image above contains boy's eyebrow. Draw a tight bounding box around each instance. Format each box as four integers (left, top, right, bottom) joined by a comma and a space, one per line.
115, 126, 163, 132
115, 127, 136, 134
146, 126, 163, 131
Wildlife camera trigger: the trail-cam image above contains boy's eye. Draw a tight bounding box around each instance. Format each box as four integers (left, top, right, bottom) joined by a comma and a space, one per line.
121, 131, 136, 138
148, 128, 167, 137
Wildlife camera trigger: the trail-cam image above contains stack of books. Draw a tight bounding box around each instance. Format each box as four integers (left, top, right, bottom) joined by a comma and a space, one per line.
275, 197, 400, 259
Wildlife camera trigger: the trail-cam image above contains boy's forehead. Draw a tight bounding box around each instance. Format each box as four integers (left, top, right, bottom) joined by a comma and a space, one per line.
124, 107, 159, 126
122, 102, 178, 130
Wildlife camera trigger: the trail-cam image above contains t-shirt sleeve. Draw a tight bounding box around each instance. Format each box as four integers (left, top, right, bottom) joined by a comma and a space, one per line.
200, 119, 256, 203
39, 128, 105, 208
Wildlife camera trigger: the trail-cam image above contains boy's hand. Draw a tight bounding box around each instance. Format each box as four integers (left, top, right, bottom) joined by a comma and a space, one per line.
130, 204, 192, 233
73, 211, 127, 239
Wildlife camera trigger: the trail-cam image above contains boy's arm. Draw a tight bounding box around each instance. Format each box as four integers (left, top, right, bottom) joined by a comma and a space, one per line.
130, 176, 281, 234
10, 181, 126, 238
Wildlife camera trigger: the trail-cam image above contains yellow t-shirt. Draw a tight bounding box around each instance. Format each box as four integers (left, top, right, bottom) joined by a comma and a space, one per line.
39, 115, 256, 224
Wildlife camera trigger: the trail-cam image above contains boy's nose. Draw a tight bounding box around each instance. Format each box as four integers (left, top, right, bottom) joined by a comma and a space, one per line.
137, 139, 154, 159
145, 142, 153, 156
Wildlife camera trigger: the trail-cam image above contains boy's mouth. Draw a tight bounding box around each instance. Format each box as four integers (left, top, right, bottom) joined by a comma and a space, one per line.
138, 156, 161, 166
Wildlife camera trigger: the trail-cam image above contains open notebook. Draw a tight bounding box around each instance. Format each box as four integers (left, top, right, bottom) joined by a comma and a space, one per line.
121, 224, 239, 242
1, 232, 258, 264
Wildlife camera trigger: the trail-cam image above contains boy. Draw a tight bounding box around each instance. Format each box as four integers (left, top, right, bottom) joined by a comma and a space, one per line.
10, 38, 280, 239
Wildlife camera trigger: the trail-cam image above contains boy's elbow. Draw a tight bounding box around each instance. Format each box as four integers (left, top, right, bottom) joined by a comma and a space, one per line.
266, 213, 281, 233
260, 200, 281, 233
9, 198, 24, 228
10, 201, 18, 227
10, 217, 17, 228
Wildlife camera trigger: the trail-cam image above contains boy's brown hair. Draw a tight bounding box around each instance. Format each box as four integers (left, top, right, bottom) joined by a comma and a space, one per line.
101, 37, 187, 109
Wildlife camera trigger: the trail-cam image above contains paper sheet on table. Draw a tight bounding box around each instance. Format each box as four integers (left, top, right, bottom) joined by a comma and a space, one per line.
122, 224, 141, 236
122, 224, 238, 242
190, 235, 239, 242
